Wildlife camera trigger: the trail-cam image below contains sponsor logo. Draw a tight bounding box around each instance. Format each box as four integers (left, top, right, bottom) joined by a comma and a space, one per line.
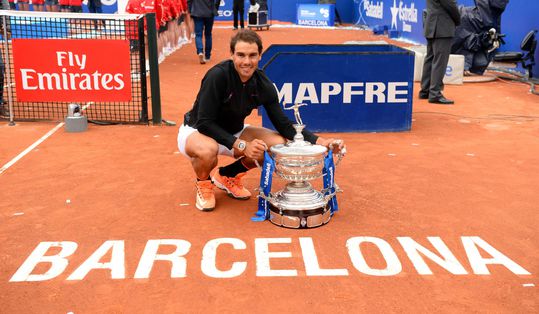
300, 9, 317, 18
390, 0, 418, 32
218, 10, 233, 17
446, 66, 453, 76
363, 0, 384, 19
298, 19, 330, 27
274, 82, 410, 105
217, 0, 232, 17
320, 8, 330, 19
263, 162, 271, 187
13, 39, 131, 102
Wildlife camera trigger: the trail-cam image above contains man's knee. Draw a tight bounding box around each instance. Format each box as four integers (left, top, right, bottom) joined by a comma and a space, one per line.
187, 138, 219, 161
195, 146, 218, 162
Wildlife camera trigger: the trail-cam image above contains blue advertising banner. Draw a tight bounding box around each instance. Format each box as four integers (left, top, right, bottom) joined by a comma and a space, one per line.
354, 0, 422, 41
260, 44, 414, 132
215, 0, 252, 21
296, 4, 335, 27
216, 0, 234, 21
353, 0, 539, 78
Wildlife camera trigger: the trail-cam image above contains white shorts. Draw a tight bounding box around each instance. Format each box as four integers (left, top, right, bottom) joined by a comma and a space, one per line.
177, 124, 249, 158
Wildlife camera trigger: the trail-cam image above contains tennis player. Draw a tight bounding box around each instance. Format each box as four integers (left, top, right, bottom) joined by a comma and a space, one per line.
177, 29, 345, 211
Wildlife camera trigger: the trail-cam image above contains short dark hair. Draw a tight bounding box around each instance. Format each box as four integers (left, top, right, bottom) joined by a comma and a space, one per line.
230, 29, 263, 54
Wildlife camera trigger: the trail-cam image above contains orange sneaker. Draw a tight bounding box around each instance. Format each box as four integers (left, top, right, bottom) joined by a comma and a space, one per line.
211, 172, 251, 200
195, 179, 215, 211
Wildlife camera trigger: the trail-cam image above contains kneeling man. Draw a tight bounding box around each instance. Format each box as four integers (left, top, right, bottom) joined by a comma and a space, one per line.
178, 29, 345, 211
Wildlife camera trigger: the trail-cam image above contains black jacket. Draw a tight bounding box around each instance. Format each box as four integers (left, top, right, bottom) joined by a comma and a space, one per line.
184, 60, 318, 149
188, 0, 220, 18
423, 0, 461, 39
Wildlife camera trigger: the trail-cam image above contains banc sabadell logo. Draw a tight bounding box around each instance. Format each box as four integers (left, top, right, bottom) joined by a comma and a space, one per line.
356, 0, 384, 23
390, 0, 418, 32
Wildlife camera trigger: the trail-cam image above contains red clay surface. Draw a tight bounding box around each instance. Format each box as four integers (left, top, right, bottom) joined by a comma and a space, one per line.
1, 25, 538, 313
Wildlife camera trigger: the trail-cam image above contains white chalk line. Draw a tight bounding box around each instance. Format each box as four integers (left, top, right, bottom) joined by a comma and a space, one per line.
0, 122, 65, 175
1, 102, 93, 175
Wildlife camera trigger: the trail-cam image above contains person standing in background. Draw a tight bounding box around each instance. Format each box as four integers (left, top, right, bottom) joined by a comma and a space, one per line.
45, 0, 59, 11
87, 0, 106, 30
17, 0, 30, 11
58, 0, 70, 11
188, 0, 219, 64
419, 0, 461, 105
32, 0, 46, 11
232, 0, 244, 30
70, 0, 83, 12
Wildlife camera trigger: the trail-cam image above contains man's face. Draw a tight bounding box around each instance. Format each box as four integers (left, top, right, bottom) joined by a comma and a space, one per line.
231, 41, 261, 82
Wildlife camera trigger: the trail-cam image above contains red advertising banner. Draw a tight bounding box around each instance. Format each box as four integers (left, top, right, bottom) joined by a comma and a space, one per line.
13, 39, 132, 102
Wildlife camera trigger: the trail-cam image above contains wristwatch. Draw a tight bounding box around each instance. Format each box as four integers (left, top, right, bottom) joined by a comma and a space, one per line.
237, 140, 247, 152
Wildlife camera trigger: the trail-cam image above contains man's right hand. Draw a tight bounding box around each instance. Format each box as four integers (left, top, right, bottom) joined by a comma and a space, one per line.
244, 139, 268, 160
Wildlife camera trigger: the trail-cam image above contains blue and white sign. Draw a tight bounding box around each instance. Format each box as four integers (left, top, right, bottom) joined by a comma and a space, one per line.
216, 0, 233, 20
297, 4, 335, 27
215, 0, 251, 21
259, 44, 414, 132
355, 0, 421, 38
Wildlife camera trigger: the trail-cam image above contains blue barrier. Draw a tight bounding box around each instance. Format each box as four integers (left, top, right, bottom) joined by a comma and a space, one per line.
260, 43, 404, 67
10, 17, 69, 39
260, 44, 414, 132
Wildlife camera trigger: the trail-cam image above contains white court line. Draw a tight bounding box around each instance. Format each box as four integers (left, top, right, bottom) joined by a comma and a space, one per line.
0, 122, 65, 175
0, 102, 93, 175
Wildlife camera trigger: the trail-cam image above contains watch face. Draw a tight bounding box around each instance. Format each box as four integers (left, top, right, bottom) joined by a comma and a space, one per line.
239, 141, 246, 150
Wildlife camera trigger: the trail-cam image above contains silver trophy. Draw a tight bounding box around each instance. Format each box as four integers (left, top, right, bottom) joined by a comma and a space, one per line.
264, 103, 344, 228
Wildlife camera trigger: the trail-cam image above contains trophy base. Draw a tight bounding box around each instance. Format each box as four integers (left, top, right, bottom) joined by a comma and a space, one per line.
268, 204, 332, 229
267, 181, 332, 229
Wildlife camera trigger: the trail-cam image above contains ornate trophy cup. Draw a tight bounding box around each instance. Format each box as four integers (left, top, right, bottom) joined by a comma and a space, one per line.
254, 103, 344, 229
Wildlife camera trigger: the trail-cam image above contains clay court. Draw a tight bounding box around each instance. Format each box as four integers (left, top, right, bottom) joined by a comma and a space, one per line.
1, 25, 538, 312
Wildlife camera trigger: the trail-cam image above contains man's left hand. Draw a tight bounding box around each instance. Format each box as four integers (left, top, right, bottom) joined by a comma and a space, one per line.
316, 137, 346, 155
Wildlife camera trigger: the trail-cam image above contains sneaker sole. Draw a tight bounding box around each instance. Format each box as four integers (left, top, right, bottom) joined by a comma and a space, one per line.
196, 202, 215, 211
198, 54, 206, 64
212, 177, 251, 200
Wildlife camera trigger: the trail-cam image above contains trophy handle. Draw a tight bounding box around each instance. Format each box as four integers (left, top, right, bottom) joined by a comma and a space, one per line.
330, 140, 346, 166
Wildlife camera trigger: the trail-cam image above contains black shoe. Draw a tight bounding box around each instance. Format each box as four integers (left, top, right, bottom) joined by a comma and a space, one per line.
429, 96, 454, 105
418, 93, 429, 99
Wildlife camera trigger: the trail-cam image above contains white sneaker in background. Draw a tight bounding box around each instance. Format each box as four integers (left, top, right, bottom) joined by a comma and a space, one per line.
198, 53, 206, 64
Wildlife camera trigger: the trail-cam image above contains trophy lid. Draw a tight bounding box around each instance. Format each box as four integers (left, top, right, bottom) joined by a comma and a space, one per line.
270, 143, 327, 156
